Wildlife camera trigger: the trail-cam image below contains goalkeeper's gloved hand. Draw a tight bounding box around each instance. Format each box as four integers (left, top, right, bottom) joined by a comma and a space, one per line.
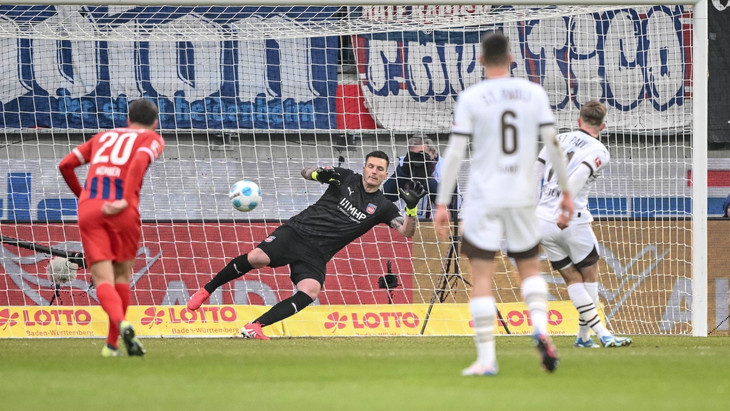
311, 166, 341, 186
399, 181, 427, 217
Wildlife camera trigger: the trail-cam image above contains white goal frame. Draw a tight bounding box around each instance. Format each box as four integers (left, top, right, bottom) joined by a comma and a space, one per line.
0, 0, 708, 337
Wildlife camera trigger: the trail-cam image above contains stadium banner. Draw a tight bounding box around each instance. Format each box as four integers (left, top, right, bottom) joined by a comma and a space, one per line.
0, 222, 414, 307
0, 6, 339, 130
0, 301, 583, 338
0, 219, 707, 335
351, 5, 692, 133
709, 2, 730, 144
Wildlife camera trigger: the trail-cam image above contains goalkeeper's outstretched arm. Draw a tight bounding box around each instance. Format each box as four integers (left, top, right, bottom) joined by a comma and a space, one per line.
303, 166, 341, 185
389, 215, 416, 238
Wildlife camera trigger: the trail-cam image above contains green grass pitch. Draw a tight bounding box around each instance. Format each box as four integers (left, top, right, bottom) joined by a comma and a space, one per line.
1, 336, 727, 410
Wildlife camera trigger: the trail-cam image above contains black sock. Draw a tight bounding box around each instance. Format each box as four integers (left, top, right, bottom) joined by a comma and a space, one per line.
254, 291, 314, 327
204, 254, 254, 293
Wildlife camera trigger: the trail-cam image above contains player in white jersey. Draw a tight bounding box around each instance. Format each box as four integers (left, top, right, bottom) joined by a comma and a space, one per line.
434, 32, 574, 376
536, 100, 632, 349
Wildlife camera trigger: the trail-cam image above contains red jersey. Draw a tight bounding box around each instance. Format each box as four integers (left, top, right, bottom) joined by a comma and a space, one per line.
72, 128, 164, 207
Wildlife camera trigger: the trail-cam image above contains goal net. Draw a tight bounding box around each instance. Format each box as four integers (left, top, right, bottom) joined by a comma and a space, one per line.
0, 3, 702, 337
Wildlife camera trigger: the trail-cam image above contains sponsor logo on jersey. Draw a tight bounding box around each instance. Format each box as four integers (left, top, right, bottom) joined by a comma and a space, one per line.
338, 198, 367, 221
347, 187, 354, 196
366, 203, 377, 214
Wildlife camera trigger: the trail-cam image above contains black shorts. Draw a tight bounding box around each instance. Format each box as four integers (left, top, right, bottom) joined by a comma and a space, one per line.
256, 224, 328, 286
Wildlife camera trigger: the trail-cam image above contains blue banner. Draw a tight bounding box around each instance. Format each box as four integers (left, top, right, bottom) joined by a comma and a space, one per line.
351, 5, 692, 132
0, 6, 340, 130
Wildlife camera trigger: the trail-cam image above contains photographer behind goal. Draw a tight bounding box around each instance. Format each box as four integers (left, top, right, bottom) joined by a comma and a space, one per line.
383, 135, 456, 218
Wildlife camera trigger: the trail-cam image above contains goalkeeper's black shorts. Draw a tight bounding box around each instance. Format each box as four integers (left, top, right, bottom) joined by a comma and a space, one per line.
256, 224, 327, 286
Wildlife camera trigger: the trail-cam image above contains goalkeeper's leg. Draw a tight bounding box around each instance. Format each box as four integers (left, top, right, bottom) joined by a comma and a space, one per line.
188, 251, 265, 310
242, 273, 319, 339
242, 291, 315, 340
250, 288, 315, 328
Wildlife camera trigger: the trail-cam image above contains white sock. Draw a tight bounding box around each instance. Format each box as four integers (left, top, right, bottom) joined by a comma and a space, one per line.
470, 296, 496, 366
521, 276, 548, 336
584, 282, 599, 306
577, 320, 591, 341
567, 283, 610, 339
584, 281, 601, 336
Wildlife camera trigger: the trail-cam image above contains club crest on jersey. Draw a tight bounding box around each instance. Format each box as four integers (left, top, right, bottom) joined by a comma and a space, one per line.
366, 203, 377, 214
264, 235, 276, 243
594, 157, 602, 168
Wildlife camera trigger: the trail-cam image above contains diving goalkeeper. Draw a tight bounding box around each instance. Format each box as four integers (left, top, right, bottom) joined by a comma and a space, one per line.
187, 150, 426, 339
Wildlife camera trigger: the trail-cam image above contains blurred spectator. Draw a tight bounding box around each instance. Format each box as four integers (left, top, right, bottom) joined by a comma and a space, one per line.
723, 194, 730, 217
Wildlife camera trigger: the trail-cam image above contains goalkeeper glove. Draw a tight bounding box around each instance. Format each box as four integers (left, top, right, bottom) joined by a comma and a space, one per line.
311, 166, 341, 186
399, 181, 427, 217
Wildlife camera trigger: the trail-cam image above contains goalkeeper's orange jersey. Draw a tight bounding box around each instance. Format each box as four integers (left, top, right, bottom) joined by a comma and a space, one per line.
72, 127, 164, 207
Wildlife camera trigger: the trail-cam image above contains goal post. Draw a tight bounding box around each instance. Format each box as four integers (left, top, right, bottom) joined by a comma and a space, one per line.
691, 0, 707, 337
0, 1, 708, 337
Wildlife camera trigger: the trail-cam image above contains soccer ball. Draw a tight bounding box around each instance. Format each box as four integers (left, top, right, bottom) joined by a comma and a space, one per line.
229, 179, 262, 212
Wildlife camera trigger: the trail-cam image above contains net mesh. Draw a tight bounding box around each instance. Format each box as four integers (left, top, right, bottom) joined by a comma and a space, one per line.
0, 4, 695, 336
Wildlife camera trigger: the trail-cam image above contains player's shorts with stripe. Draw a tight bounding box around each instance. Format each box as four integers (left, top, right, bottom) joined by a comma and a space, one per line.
77, 199, 141, 266
462, 205, 540, 257
539, 218, 598, 269
256, 224, 328, 286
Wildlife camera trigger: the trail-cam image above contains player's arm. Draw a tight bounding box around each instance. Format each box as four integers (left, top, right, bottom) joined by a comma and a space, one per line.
398, 180, 427, 220
58, 148, 86, 198
540, 124, 574, 227
303, 166, 341, 185
434, 133, 468, 240
535, 154, 546, 200
567, 163, 592, 194
302, 167, 317, 179
389, 215, 416, 238
569, 149, 609, 194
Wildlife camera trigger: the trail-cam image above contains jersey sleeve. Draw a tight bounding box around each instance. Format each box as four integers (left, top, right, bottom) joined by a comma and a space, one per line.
382, 199, 401, 224
73, 136, 96, 165
536, 86, 555, 126
335, 167, 354, 181
138, 132, 165, 162
537, 146, 548, 163
594, 149, 610, 172
451, 92, 473, 136
580, 146, 610, 177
